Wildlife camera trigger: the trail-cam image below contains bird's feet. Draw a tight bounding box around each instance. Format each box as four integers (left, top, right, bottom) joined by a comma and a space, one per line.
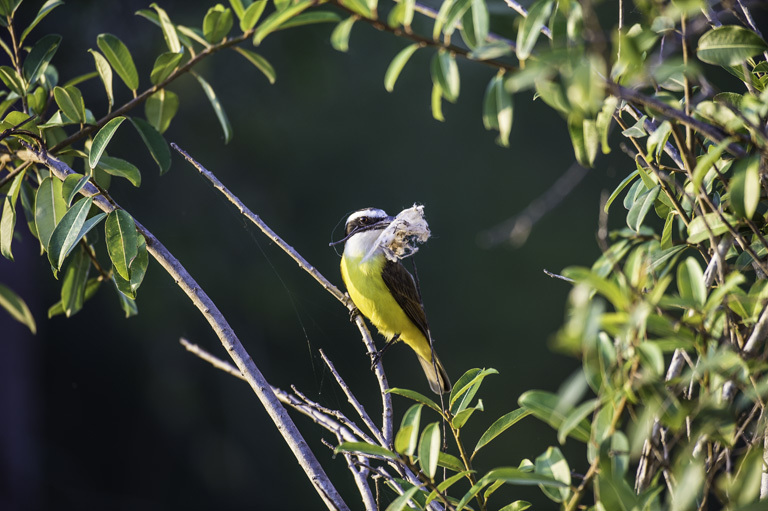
348, 306, 361, 322
369, 335, 399, 370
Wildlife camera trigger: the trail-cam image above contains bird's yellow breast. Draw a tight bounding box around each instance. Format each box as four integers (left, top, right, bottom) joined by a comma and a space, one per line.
341, 253, 429, 359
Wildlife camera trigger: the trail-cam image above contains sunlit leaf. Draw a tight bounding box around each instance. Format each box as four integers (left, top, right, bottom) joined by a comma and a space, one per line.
193, 72, 232, 143
150, 51, 184, 85
97, 33, 139, 91
0, 282, 36, 333
473, 408, 531, 456
516, 0, 554, 60
535, 447, 571, 502
330, 16, 356, 52
697, 26, 768, 67
47, 197, 95, 270
22, 34, 61, 89
105, 209, 138, 281
418, 422, 440, 480
89, 49, 114, 110
20, 0, 63, 45
384, 44, 419, 92
203, 4, 233, 43
151, 3, 181, 52
61, 245, 90, 317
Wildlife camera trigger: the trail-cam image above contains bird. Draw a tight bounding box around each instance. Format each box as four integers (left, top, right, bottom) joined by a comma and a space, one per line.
338, 207, 451, 394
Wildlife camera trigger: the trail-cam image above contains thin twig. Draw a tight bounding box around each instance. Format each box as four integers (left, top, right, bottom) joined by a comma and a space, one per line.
320, 349, 385, 445
171, 143, 396, 446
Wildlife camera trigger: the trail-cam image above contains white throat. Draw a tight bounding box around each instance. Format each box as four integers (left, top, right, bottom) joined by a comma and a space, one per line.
344, 229, 385, 261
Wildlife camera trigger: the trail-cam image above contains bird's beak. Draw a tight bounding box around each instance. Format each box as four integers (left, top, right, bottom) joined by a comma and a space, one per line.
329, 216, 396, 247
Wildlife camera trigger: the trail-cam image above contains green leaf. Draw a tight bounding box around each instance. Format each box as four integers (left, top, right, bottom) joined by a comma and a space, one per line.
431, 82, 444, 121
0, 168, 25, 261
89, 116, 126, 170
53, 85, 85, 123
34, 177, 67, 249
516, 0, 554, 60
450, 367, 497, 415
729, 156, 760, 219
621, 115, 647, 138
431, 50, 460, 103
557, 399, 598, 445
457, 468, 566, 511
150, 51, 183, 85
418, 422, 440, 480
438, 452, 465, 472
467, 0, 488, 47
384, 44, 419, 92
677, 256, 706, 307
278, 11, 341, 30
113, 278, 138, 318
604, 170, 639, 213
47, 197, 94, 270
335, 441, 398, 459
518, 390, 590, 443
473, 408, 531, 456
252, 0, 313, 45
426, 471, 475, 504
385, 487, 420, 511
97, 156, 142, 187
89, 50, 114, 110
452, 401, 482, 429
596, 96, 617, 154
687, 212, 736, 244
105, 209, 138, 281
697, 26, 768, 67
535, 446, 571, 502
394, 404, 422, 457
193, 72, 232, 144
240, 0, 267, 31
203, 4, 234, 43
97, 33, 139, 91
626, 184, 660, 232
130, 117, 172, 175
646, 120, 672, 162
0, 282, 36, 333
494, 74, 513, 147
22, 34, 61, 88
0, 66, 24, 95
498, 501, 532, 511
19, 0, 64, 46
568, 114, 588, 166
145, 89, 178, 134
388, 387, 442, 413
151, 3, 181, 52
691, 138, 733, 193
330, 16, 356, 52
61, 173, 90, 206
232, 47, 275, 84
583, 118, 599, 166
61, 245, 90, 317
114, 234, 148, 299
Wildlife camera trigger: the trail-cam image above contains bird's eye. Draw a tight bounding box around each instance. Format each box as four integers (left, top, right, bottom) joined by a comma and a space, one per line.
359, 217, 369, 225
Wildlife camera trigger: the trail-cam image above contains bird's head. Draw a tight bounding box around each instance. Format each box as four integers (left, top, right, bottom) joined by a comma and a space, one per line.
344, 208, 395, 237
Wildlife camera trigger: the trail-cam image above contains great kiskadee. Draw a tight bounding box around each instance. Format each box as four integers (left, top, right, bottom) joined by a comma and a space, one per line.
339, 207, 451, 394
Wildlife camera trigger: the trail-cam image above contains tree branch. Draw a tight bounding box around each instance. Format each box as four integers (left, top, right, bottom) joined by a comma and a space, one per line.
20, 148, 349, 511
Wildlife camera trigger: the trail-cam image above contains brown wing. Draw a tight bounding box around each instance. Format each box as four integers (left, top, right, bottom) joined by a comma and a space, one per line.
381, 260, 430, 340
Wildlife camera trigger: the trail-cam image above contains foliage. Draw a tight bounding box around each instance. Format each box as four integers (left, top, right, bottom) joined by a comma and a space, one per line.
2, 0, 768, 510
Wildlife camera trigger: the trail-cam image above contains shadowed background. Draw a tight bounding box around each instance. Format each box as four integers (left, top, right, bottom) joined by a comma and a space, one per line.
0, 0, 630, 509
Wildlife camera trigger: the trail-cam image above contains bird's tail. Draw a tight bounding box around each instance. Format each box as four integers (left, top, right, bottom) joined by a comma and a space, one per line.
418, 351, 451, 395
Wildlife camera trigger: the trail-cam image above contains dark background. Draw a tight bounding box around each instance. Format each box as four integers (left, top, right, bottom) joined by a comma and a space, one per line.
0, 0, 628, 509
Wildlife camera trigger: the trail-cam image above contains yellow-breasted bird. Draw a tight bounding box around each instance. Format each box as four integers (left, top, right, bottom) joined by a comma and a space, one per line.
338, 207, 451, 394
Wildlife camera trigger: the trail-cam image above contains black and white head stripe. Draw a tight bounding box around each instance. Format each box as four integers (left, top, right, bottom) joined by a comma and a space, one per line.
344, 208, 390, 236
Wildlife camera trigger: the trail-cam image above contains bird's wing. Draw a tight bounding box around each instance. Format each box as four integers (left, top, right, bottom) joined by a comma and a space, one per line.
381, 260, 430, 340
